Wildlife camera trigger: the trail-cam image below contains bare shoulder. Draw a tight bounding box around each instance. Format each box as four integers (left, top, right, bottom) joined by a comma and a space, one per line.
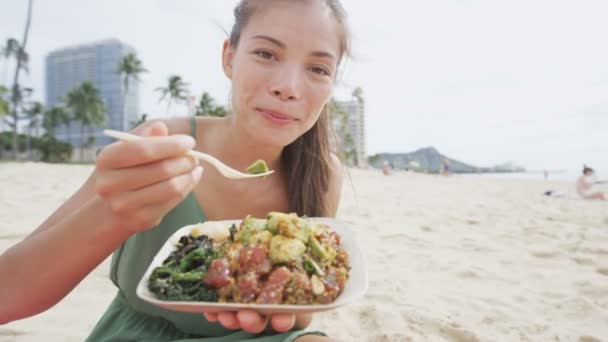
326, 153, 344, 217
329, 153, 344, 181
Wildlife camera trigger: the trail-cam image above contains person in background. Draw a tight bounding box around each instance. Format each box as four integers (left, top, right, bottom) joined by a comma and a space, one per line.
382, 161, 392, 175
576, 165, 606, 200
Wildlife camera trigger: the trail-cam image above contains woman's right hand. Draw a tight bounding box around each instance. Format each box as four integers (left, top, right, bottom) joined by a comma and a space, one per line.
93, 121, 203, 234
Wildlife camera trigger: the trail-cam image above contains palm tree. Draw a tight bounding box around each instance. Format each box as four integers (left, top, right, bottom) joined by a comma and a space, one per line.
24, 101, 43, 160
43, 105, 68, 139
65, 82, 107, 161
129, 113, 147, 129
0, 85, 8, 117
0, 85, 9, 159
1, 38, 20, 86
329, 98, 356, 166
117, 53, 147, 125
38, 105, 72, 162
196, 92, 214, 116
350, 87, 364, 166
352, 86, 364, 106
194, 91, 228, 117
155, 75, 189, 116
9, 0, 33, 159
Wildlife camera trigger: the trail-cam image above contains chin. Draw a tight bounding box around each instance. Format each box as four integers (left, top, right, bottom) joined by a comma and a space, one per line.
249, 124, 301, 148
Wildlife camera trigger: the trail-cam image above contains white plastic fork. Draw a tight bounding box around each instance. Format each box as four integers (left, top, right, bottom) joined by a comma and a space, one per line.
103, 129, 274, 179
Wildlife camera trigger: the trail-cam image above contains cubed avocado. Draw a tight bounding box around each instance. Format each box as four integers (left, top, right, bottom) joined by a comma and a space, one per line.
269, 235, 306, 264
308, 235, 336, 263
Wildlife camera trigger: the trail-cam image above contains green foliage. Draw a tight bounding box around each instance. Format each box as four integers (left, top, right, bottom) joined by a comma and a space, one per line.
329, 99, 357, 166
368, 154, 381, 165
64, 81, 107, 161
0, 86, 9, 117
0, 132, 26, 151
194, 92, 228, 117
117, 52, 147, 94
33, 134, 73, 163
155, 75, 189, 115
129, 113, 148, 129
118, 53, 147, 125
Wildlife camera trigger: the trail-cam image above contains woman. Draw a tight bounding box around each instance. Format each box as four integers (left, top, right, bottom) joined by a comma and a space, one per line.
576, 165, 606, 200
0, 0, 349, 341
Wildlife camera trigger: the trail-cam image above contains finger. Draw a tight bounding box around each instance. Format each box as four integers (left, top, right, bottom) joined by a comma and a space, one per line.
97, 135, 196, 170
107, 166, 203, 215
270, 314, 296, 333
132, 121, 169, 137
218, 312, 240, 330
237, 310, 268, 334
96, 155, 199, 196
204, 312, 218, 322
294, 313, 313, 330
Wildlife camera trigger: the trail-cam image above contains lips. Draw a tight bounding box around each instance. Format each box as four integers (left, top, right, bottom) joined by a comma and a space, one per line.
256, 108, 298, 125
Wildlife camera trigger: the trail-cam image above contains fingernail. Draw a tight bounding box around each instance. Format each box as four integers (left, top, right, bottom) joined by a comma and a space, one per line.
187, 154, 200, 166
178, 135, 196, 149
193, 166, 203, 179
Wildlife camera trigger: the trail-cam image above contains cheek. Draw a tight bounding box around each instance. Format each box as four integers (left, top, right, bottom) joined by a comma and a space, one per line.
304, 82, 333, 121
231, 65, 265, 114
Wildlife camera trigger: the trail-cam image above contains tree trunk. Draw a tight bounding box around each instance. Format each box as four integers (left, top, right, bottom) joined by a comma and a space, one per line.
67, 122, 71, 142
26, 123, 31, 160
10, 0, 33, 160
122, 81, 128, 130
2, 59, 9, 88
80, 123, 85, 161
11, 116, 17, 159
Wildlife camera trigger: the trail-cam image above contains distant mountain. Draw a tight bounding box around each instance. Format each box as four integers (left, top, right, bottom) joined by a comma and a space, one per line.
367, 147, 525, 173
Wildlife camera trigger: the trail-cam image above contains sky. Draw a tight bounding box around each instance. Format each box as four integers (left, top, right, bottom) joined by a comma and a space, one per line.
2, 0, 607, 177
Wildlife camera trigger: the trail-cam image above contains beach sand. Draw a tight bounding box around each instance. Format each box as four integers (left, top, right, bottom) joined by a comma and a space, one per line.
1, 162, 607, 341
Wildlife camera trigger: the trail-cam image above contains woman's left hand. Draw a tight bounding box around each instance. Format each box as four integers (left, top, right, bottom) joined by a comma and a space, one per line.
204, 311, 312, 334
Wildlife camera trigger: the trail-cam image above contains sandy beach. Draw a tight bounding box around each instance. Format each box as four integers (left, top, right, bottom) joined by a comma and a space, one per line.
1, 162, 607, 342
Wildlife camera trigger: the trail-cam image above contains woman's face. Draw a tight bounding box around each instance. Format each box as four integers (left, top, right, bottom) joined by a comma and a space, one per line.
223, 1, 341, 147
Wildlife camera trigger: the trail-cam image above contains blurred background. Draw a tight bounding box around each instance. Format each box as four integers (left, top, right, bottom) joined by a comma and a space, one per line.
1, 0, 606, 179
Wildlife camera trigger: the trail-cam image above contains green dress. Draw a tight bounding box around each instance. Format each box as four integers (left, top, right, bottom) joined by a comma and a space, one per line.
86, 118, 325, 342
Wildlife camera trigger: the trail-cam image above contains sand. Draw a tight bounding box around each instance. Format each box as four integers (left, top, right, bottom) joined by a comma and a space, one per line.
1, 162, 607, 341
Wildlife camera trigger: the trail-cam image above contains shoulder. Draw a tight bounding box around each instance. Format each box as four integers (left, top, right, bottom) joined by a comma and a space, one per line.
326, 153, 344, 217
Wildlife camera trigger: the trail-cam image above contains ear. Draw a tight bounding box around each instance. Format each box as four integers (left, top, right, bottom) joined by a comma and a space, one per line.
222, 39, 235, 80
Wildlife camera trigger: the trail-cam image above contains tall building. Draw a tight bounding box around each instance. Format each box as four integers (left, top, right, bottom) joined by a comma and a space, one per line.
45, 39, 139, 150
333, 99, 366, 167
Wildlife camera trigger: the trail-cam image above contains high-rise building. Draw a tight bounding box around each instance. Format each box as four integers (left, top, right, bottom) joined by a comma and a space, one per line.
333, 99, 366, 167
45, 39, 139, 150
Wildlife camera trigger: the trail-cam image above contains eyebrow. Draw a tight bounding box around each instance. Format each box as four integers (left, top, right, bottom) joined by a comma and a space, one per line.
251, 34, 336, 61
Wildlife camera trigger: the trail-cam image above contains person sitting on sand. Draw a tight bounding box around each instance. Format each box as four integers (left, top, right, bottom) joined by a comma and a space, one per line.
576, 165, 606, 200
382, 161, 392, 176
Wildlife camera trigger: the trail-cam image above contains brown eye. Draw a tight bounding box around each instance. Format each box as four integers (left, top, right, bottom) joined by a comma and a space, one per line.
254, 50, 275, 60
310, 66, 330, 76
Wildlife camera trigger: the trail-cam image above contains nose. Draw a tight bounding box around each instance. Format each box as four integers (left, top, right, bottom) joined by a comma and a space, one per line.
269, 65, 301, 102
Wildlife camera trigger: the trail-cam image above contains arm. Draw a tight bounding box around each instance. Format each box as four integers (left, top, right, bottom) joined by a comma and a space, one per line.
0, 195, 129, 323
0, 120, 198, 324
26, 118, 191, 238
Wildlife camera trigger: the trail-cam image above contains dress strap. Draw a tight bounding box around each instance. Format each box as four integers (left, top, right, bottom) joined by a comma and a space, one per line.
190, 116, 197, 138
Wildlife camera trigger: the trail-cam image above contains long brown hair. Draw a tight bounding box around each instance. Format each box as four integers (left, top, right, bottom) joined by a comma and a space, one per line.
229, 0, 351, 217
